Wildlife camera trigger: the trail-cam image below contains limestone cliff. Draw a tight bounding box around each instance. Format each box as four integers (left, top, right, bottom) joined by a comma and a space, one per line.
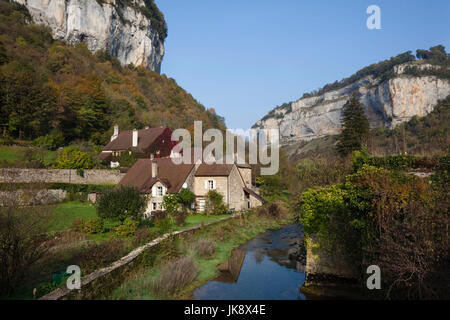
253, 62, 450, 145
14, 0, 165, 72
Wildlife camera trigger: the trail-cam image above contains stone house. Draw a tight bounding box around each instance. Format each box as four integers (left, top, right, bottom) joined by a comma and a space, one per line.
118, 156, 264, 216
97, 125, 176, 168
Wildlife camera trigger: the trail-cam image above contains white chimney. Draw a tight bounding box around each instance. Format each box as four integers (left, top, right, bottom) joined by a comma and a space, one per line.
132, 129, 138, 147
151, 160, 158, 178
111, 124, 119, 141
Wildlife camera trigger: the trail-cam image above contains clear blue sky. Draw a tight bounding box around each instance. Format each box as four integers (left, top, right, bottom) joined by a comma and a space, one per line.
155, 0, 450, 129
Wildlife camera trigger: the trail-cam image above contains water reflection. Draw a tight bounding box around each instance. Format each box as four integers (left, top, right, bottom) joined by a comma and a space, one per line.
193, 224, 308, 300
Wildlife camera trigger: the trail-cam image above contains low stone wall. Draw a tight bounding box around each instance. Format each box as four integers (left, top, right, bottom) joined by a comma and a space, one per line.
40, 215, 236, 300
0, 189, 67, 206
0, 169, 125, 185
301, 238, 361, 298
305, 238, 359, 279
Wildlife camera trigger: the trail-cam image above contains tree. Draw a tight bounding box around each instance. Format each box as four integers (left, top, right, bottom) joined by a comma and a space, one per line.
97, 186, 146, 223
336, 93, 370, 156
177, 188, 196, 211
0, 202, 52, 295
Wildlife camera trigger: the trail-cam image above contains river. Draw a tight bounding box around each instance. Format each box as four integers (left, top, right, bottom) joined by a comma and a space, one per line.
193, 224, 317, 300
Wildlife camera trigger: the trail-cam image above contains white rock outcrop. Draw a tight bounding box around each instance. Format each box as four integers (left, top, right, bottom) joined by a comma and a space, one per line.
254, 63, 450, 145
14, 0, 165, 72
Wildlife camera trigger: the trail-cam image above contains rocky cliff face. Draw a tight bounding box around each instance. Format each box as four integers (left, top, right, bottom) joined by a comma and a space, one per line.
254, 63, 450, 145
14, 0, 165, 72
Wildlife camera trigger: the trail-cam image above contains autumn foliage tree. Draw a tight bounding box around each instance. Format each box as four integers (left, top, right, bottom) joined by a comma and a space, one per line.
0, 0, 225, 145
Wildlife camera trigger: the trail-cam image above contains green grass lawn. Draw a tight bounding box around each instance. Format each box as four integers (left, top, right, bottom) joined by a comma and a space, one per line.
0, 145, 27, 161
49, 201, 98, 231
0, 145, 57, 166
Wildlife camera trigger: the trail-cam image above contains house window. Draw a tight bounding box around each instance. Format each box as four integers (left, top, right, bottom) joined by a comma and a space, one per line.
157, 202, 163, 210
208, 180, 215, 190
157, 186, 164, 196
152, 202, 157, 211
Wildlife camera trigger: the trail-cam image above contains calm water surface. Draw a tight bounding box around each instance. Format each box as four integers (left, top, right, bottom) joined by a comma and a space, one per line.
193, 224, 310, 300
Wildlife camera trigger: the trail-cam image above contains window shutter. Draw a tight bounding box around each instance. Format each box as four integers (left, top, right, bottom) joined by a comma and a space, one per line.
213, 180, 216, 189
204, 180, 207, 190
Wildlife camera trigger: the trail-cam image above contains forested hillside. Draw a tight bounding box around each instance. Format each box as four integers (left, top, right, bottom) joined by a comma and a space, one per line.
0, 0, 225, 146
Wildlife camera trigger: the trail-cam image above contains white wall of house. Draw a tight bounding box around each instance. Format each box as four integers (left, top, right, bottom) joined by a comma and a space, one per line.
143, 181, 167, 217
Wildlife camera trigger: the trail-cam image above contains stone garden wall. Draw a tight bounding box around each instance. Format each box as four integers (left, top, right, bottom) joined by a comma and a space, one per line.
0, 189, 67, 206
0, 169, 125, 185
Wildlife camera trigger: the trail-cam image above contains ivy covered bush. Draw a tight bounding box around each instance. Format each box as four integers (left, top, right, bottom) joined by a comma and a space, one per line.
205, 190, 228, 215
296, 164, 448, 299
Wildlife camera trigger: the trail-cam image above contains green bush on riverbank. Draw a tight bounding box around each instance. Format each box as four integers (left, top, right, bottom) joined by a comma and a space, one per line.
296, 163, 449, 299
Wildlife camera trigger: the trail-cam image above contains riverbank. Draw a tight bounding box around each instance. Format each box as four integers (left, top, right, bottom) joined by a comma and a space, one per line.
108, 211, 293, 299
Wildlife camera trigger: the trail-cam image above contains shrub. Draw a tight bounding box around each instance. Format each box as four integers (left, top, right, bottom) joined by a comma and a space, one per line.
150, 257, 198, 297
297, 164, 448, 299
74, 239, 125, 271
97, 185, 146, 223
162, 194, 179, 214
256, 201, 288, 219
54, 146, 94, 169
71, 217, 104, 234
178, 188, 196, 210
82, 217, 104, 234
32, 130, 64, 150
132, 228, 157, 247
151, 210, 167, 223
205, 190, 228, 215
193, 239, 216, 258
113, 219, 139, 238
255, 205, 268, 216
173, 211, 188, 227
0, 205, 52, 295
154, 217, 174, 234
71, 217, 85, 232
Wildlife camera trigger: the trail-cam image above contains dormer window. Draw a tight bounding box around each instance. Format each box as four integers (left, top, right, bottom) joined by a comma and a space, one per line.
208, 180, 215, 190
157, 186, 164, 196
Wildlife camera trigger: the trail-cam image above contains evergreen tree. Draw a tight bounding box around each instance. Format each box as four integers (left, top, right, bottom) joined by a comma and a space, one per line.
336, 92, 370, 156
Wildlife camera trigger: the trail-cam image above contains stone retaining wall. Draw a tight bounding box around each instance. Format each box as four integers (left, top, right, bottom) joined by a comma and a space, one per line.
40, 215, 236, 300
301, 238, 361, 298
0, 189, 67, 206
0, 169, 124, 185
305, 238, 359, 279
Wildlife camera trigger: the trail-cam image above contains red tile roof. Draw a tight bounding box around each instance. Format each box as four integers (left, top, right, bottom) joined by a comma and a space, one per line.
119, 158, 195, 194
194, 163, 234, 176
244, 187, 265, 203
103, 127, 167, 153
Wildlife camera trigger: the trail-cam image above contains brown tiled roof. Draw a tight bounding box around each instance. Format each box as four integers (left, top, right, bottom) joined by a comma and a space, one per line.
97, 152, 112, 162
244, 187, 265, 203
103, 127, 167, 152
195, 163, 234, 177
119, 158, 195, 194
